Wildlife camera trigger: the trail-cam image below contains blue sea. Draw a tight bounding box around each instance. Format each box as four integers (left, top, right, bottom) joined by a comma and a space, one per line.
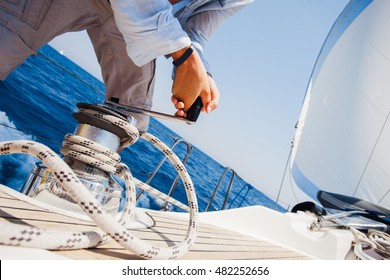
0, 45, 284, 213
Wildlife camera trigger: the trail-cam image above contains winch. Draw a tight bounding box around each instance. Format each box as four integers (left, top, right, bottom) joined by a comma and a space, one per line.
21, 98, 202, 214
3, 100, 201, 259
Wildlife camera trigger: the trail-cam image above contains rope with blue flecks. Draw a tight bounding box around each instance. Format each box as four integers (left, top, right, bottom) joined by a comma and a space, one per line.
0, 109, 198, 260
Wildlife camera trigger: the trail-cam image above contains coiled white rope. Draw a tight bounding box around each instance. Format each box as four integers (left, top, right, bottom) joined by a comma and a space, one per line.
0, 108, 199, 260
60, 134, 189, 211
350, 227, 390, 260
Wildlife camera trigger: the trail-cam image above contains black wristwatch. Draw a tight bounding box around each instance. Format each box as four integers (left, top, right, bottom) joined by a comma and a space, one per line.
172, 44, 195, 67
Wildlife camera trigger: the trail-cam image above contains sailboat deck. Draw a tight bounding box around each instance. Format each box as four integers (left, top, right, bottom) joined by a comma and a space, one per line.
0, 186, 311, 260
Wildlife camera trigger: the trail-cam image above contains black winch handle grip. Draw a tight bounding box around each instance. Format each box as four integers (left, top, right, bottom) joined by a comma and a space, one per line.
186, 97, 203, 122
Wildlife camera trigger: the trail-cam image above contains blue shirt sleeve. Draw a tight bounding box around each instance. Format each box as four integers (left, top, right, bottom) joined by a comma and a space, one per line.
110, 0, 191, 66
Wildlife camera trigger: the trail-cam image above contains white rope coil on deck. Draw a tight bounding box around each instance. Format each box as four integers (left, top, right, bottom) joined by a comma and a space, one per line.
351, 227, 390, 260
0, 108, 198, 260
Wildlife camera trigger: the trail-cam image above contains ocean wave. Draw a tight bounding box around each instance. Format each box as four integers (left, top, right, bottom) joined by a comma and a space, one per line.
0, 111, 34, 140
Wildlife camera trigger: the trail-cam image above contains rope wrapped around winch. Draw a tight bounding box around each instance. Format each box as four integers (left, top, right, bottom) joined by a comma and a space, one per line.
0, 108, 198, 260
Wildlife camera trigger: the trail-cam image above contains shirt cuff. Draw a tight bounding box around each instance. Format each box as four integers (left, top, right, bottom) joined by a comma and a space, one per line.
191, 40, 211, 75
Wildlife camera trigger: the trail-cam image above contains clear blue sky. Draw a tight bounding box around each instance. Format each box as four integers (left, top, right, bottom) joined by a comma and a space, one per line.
49, 0, 350, 208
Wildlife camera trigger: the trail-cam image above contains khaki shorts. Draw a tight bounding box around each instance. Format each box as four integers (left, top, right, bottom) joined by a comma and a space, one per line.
0, 0, 154, 130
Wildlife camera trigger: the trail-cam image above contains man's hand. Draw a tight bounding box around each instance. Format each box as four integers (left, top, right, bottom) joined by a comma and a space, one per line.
171, 72, 220, 118
170, 45, 219, 117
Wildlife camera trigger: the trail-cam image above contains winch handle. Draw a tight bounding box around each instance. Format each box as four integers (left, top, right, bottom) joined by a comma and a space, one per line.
105, 98, 202, 125
185, 97, 203, 122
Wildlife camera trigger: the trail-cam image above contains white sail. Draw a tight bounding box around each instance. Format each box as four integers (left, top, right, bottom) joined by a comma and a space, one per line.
292, 0, 390, 208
